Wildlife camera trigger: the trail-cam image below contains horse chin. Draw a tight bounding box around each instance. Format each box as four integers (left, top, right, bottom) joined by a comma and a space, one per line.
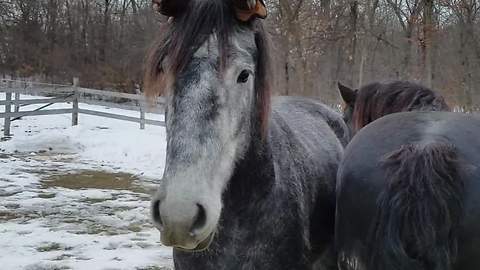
175, 232, 215, 253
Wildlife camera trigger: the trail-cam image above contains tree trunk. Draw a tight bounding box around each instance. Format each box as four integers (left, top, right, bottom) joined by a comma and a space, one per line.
358, 0, 378, 87
422, 0, 434, 87
460, 21, 473, 111
347, 0, 359, 86
99, 0, 111, 64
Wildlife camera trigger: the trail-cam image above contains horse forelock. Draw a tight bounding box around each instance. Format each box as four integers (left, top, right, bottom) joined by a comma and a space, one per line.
144, 0, 271, 138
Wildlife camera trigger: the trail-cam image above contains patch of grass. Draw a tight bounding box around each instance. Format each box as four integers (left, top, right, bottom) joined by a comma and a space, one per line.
62, 218, 80, 224
0, 190, 22, 197
136, 266, 172, 270
36, 243, 62, 252
36, 242, 72, 252
0, 210, 21, 221
84, 223, 122, 236
24, 263, 71, 270
70, 230, 87, 235
136, 242, 153, 249
127, 224, 143, 233
74, 255, 92, 261
114, 205, 136, 211
38, 193, 56, 199
51, 254, 74, 261
103, 242, 119, 250
130, 237, 147, 241
86, 225, 110, 235
80, 197, 115, 204
4, 203, 20, 209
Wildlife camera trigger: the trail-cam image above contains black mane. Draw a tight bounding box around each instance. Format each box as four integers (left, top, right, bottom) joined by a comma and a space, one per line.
351, 81, 450, 132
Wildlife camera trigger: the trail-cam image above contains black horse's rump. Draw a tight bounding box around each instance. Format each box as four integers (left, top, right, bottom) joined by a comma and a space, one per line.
336, 112, 480, 270
369, 143, 464, 270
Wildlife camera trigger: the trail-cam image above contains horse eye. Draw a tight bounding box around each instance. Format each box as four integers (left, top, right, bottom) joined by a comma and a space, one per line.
237, 70, 250, 84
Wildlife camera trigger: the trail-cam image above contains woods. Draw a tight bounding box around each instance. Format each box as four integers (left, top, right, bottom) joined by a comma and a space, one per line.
0, 0, 158, 91
1, 0, 479, 107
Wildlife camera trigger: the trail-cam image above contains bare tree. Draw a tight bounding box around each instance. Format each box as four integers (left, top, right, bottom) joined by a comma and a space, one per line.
421, 0, 434, 87
1, 0, 479, 108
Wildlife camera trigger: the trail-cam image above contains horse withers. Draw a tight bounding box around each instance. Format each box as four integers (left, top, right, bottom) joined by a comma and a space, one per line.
145, 0, 347, 269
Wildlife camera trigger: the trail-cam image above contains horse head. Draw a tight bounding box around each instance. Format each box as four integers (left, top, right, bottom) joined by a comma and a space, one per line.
147, 0, 270, 252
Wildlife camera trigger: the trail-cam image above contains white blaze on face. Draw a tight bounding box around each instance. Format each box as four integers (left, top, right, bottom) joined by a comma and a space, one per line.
152, 28, 258, 250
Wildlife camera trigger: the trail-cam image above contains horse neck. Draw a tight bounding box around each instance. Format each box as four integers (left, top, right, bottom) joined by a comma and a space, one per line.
223, 130, 275, 210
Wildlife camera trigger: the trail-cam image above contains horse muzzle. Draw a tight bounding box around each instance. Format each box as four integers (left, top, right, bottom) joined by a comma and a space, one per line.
151, 190, 219, 251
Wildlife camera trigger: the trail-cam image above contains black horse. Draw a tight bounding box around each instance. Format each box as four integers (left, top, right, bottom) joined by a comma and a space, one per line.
338, 81, 450, 136
146, 0, 347, 269
335, 102, 480, 268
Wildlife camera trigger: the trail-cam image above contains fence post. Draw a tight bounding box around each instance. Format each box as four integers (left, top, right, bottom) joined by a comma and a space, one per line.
136, 87, 146, 130
140, 107, 146, 130
72, 77, 79, 126
14, 92, 20, 113
3, 83, 12, 137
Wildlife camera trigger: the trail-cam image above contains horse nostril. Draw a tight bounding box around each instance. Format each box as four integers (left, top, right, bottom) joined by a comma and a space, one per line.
152, 199, 163, 229
190, 203, 207, 235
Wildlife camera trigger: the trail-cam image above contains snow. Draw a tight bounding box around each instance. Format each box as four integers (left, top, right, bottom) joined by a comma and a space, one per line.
0, 93, 173, 269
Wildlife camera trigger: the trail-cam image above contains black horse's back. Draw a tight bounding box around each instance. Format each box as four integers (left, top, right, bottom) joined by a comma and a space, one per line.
336, 112, 480, 270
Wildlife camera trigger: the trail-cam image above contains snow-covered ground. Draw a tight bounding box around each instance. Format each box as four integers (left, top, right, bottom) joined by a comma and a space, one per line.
0, 93, 173, 270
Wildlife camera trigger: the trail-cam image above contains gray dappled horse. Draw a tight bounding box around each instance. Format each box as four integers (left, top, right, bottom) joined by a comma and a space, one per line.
145, 0, 348, 269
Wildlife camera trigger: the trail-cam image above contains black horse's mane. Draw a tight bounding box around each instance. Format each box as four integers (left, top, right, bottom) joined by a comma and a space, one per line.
352, 81, 450, 132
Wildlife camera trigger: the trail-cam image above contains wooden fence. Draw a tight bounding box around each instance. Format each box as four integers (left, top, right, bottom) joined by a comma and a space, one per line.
0, 78, 165, 137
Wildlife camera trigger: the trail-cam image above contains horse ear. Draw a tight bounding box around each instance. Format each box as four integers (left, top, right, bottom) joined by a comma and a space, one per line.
152, 0, 189, 18
338, 82, 357, 106
234, 0, 267, 22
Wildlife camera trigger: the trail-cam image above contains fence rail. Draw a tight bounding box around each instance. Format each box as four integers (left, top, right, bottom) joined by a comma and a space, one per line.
0, 97, 74, 106
1, 78, 165, 137
0, 109, 73, 119
77, 87, 146, 101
